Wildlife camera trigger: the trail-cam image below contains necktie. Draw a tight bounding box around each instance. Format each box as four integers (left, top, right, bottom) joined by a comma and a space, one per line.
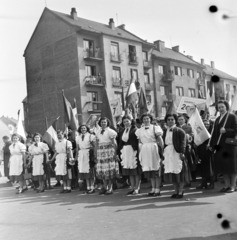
145, 127, 149, 130
125, 128, 129, 133
82, 135, 85, 141
101, 129, 105, 135
169, 128, 173, 132
35, 143, 38, 147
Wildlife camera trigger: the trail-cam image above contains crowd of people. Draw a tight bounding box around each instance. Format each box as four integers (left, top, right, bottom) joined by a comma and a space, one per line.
1, 100, 237, 198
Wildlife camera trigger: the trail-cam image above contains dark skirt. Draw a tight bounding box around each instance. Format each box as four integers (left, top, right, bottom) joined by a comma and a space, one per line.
56, 168, 73, 181
122, 165, 142, 176
10, 173, 24, 182
78, 168, 95, 180
32, 175, 46, 181
144, 170, 160, 179
164, 159, 190, 184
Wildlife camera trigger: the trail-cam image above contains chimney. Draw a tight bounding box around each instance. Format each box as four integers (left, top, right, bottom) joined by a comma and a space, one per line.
172, 46, 179, 52
109, 18, 115, 30
201, 58, 205, 65
154, 40, 165, 52
118, 24, 125, 30
187, 55, 193, 59
211, 61, 215, 69
71, 8, 78, 20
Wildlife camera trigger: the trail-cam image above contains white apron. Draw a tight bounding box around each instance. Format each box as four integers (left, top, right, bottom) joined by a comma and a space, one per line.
78, 149, 90, 173
9, 154, 23, 176
55, 153, 67, 176
120, 145, 137, 169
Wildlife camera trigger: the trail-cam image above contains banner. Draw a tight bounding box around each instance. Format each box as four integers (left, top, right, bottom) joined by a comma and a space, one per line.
177, 97, 206, 114
110, 98, 122, 117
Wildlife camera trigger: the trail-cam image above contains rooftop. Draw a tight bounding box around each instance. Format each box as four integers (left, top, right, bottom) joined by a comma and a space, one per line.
204, 64, 237, 81
0, 116, 17, 127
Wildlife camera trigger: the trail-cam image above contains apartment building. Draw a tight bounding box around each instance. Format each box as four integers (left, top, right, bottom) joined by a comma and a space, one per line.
23, 7, 153, 133
151, 40, 205, 117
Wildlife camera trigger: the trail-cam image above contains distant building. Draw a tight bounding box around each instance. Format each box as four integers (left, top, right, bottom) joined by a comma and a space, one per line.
151, 40, 205, 118
23, 7, 154, 133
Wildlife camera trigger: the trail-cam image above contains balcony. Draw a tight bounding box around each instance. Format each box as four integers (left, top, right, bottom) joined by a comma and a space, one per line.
87, 101, 102, 112
197, 78, 205, 86
128, 53, 138, 65
161, 73, 175, 81
112, 77, 123, 88
145, 83, 153, 91
143, 60, 152, 69
85, 76, 104, 87
84, 48, 103, 61
110, 53, 122, 63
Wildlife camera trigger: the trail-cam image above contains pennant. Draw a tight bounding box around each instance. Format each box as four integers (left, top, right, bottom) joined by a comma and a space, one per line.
125, 79, 138, 118
188, 108, 211, 146
15, 109, 26, 140
101, 88, 115, 128
138, 88, 148, 117
42, 125, 58, 150
62, 91, 78, 131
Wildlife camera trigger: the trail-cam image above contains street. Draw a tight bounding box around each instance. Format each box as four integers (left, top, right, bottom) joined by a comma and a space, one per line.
0, 176, 237, 240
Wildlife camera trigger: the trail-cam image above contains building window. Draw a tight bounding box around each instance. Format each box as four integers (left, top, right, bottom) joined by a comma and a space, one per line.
197, 72, 201, 79
142, 51, 148, 61
129, 45, 137, 63
144, 73, 150, 84
233, 85, 236, 93
146, 95, 151, 104
85, 65, 96, 76
160, 85, 168, 96
174, 66, 182, 76
131, 69, 138, 80
188, 88, 195, 97
162, 106, 167, 117
111, 42, 120, 60
87, 91, 99, 110
187, 69, 194, 78
114, 91, 124, 109
176, 87, 184, 96
158, 65, 166, 74
226, 84, 230, 91
112, 67, 122, 86
83, 39, 94, 50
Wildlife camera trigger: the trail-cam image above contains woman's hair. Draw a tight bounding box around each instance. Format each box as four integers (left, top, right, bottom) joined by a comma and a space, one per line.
217, 100, 230, 111
164, 114, 178, 123
56, 129, 67, 138
33, 132, 42, 141
177, 114, 188, 123
11, 133, 21, 141
78, 124, 90, 134
2, 136, 9, 140
140, 113, 153, 123
98, 117, 111, 127
122, 115, 136, 127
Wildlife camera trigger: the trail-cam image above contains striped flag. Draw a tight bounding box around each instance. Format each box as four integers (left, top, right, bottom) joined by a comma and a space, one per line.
125, 79, 138, 118
42, 117, 59, 150
138, 88, 148, 117
166, 101, 177, 115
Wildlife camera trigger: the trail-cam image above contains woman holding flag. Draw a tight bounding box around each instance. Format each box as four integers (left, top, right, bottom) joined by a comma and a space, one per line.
209, 100, 237, 193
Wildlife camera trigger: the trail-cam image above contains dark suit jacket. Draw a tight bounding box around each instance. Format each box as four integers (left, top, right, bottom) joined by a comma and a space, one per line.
162, 127, 186, 154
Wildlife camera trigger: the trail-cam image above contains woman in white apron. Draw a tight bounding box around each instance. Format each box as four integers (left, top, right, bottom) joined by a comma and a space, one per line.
162, 114, 187, 199
76, 124, 96, 194
28, 133, 49, 193
51, 130, 74, 193
9, 134, 27, 194
135, 113, 163, 197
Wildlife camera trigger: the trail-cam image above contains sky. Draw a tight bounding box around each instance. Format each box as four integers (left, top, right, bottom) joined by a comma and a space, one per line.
1, 0, 237, 119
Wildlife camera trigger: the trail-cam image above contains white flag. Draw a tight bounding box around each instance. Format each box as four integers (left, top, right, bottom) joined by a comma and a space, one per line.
16, 110, 26, 140
231, 93, 237, 111
188, 108, 210, 146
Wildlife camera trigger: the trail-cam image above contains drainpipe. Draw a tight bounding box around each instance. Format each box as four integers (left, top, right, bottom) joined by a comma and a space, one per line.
152, 53, 158, 117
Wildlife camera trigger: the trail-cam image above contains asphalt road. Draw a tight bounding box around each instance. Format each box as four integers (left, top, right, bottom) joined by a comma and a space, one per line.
0, 176, 237, 240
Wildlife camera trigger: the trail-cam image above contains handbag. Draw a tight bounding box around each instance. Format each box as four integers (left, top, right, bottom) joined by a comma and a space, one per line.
24, 168, 32, 180
225, 138, 237, 146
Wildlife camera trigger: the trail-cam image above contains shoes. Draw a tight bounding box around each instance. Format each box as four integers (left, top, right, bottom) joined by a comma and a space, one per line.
147, 192, 155, 197
36, 189, 45, 193
22, 188, 28, 192
132, 189, 140, 195
171, 194, 177, 198
64, 189, 71, 193
60, 190, 66, 194
219, 188, 227, 193
207, 183, 215, 189
99, 188, 107, 195
105, 190, 113, 195
153, 191, 161, 197
87, 189, 95, 194
176, 191, 184, 199
127, 190, 135, 195
196, 183, 208, 189
16, 189, 23, 194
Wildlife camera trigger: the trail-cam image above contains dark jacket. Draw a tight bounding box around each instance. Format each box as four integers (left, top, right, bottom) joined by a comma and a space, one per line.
163, 126, 186, 154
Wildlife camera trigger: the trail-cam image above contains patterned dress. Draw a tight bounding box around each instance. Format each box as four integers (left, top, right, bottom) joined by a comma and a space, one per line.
28, 142, 49, 181
76, 133, 95, 179
135, 125, 163, 178
9, 142, 26, 182
95, 127, 119, 180
54, 139, 72, 180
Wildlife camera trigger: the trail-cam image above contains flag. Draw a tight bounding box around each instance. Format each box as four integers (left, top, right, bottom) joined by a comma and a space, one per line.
188, 107, 211, 146
206, 81, 214, 108
52, 116, 60, 131
166, 101, 177, 115
72, 98, 79, 129
138, 88, 148, 117
16, 109, 26, 140
62, 91, 78, 131
230, 93, 237, 112
101, 87, 115, 128
125, 79, 138, 118
42, 118, 59, 150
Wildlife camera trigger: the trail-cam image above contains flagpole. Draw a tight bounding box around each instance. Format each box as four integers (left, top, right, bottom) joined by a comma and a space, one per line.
45, 116, 48, 130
